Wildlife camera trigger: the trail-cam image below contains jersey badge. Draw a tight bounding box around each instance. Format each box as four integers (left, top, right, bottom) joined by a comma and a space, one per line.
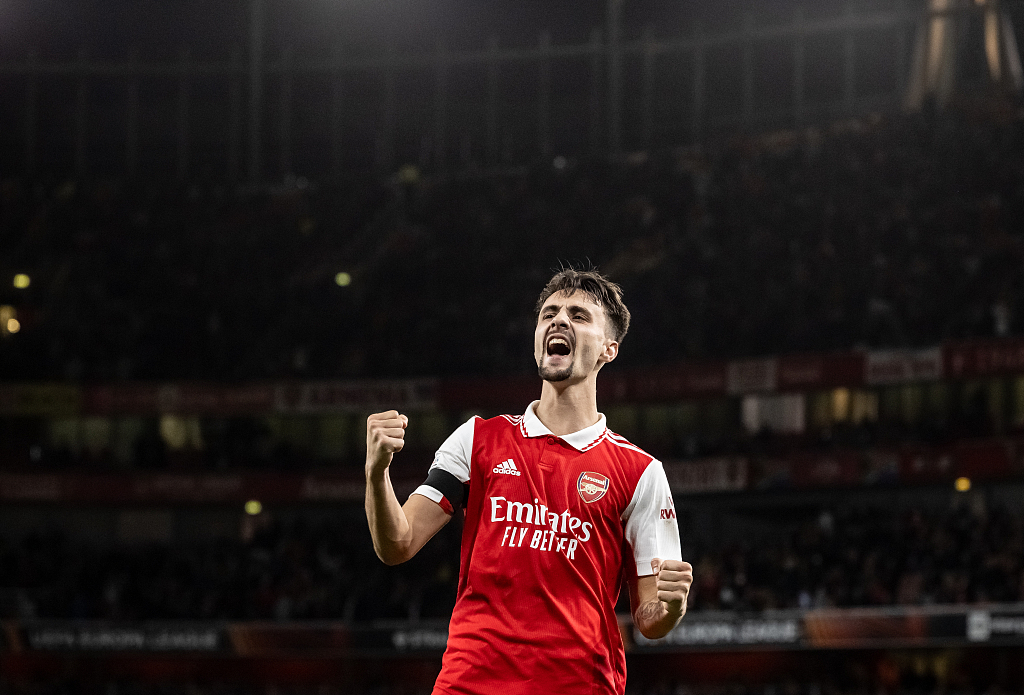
577, 471, 610, 503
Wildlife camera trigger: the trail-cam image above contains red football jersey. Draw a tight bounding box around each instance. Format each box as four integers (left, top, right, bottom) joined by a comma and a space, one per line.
412, 402, 681, 695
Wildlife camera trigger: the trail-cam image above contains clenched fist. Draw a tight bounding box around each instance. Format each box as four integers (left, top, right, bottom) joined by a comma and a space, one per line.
651, 558, 693, 617
366, 410, 409, 478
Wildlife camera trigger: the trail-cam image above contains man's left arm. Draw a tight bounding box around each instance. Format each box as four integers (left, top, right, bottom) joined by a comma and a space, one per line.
622, 459, 691, 639
628, 558, 693, 639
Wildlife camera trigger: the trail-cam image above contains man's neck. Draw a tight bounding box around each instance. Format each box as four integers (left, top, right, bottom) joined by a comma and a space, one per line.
535, 377, 601, 436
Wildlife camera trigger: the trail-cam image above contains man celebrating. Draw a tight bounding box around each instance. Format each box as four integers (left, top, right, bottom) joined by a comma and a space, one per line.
365, 268, 692, 695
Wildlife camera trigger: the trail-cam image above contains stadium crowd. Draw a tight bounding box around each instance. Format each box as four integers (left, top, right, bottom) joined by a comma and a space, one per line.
2, 110, 1024, 382
685, 499, 1024, 611
0, 506, 460, 623
2, 497, 1021, 622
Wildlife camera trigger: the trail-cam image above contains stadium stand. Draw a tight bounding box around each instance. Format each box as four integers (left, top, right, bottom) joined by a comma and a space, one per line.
3, 111, 1024, 383
2, 494, 1021, 622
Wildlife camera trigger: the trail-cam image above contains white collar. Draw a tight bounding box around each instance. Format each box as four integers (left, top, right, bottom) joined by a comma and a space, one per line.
521, 400, 607, 452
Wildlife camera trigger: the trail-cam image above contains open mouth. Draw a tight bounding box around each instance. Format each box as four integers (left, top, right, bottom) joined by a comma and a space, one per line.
546, 336, 572, 357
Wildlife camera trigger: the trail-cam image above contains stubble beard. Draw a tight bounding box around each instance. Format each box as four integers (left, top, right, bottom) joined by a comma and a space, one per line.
538, 362, 574, 382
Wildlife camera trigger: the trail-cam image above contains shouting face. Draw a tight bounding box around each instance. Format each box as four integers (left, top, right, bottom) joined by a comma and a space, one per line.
535, 290, 618, 383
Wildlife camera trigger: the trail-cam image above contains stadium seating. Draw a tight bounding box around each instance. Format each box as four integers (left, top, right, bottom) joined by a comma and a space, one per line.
2, 112, 1023, 382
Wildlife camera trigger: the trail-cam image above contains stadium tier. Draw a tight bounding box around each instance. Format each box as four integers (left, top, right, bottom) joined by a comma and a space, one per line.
2, 113, 1024, 382
2, 493, 1024, 621
4, 332, 1024, 486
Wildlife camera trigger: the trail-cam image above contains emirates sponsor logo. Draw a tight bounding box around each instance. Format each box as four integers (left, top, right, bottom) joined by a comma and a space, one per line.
577, 471, 610, 503
492, 459, 521, 476
489, 496, 593, 560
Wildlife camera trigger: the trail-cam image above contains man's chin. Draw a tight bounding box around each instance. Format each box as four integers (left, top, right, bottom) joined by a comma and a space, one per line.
538, 364, 574, 382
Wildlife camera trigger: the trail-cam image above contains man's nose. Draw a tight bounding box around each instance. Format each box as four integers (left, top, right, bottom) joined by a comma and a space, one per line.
549, 311, 570, 328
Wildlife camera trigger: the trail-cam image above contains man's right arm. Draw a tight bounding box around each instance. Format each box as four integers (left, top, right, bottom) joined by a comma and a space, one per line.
365, 411, 451, 565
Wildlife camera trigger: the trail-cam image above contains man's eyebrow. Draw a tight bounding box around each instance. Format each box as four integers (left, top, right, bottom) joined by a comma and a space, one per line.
539, 302, 597, 316
540, 300, 598, 317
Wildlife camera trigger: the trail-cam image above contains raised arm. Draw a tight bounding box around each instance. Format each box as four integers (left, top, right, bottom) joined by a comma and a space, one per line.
365, 411, 451, 565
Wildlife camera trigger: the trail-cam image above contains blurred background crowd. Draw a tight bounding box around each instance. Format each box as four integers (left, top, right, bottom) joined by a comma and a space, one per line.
3, 111, 1023, 383
2, 496, 1021, 622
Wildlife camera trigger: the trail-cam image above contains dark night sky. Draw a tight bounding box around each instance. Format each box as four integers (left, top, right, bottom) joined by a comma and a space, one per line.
0, 0, 917, 60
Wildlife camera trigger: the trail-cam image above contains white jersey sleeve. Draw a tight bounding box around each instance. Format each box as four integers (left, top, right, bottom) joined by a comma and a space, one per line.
411, 416, 476, 509
622, 459, 682, 577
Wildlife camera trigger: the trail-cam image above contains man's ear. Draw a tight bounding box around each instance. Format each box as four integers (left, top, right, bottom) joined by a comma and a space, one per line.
599, 339, 619, 364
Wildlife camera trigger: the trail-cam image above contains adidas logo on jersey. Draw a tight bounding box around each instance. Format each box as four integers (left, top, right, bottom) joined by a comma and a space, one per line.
492, 459, 521, 476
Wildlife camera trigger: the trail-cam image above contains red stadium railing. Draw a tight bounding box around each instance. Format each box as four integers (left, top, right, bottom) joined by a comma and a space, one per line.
0, 433, 1019, 503
2, 336, 1024, 416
